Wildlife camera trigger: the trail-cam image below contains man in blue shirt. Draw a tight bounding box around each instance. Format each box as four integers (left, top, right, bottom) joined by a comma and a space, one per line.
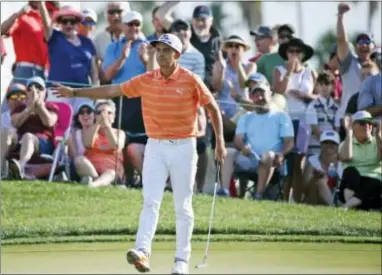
102, 10, 149, 180
357, 72, 382, 118
220, 83, 295, 198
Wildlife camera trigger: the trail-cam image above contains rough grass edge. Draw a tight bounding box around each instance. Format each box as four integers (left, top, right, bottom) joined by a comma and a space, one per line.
2, 234, 381, 246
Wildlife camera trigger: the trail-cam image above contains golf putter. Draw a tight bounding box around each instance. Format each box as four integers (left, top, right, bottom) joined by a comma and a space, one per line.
195, 162, 221, 269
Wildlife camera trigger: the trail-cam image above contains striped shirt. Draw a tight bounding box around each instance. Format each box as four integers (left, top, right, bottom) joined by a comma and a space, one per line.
178, 45, 205, 80
120, 66, 214, 139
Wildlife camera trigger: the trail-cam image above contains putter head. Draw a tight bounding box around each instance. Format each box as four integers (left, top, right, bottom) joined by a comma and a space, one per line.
195, 263, 208, 269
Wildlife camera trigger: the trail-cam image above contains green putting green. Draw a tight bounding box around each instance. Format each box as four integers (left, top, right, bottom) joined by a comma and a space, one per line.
2, 242, 381, 274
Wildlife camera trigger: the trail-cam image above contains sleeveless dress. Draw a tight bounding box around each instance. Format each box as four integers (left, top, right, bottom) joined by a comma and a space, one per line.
84, 132, 124, 179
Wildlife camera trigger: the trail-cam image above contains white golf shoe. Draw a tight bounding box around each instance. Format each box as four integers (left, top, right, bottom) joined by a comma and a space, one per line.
171, 260, 189, 274
126, 248, 151, 273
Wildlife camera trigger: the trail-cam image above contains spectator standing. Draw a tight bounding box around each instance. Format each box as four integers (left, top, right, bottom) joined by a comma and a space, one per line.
191, 5, 222, 90
338, 111, 382, 211
336, 3, 375, 125
255, 24, 295, 83
6, 77, 58, 180
272, 37, 317, 202
93, 2, 130, 61
102, 11, 149, 178
324, 43, 343, 104
39, 3, 98, 111
346, 61, 379, 116
0, 1, 59, 84
248, 25, 275, 63
357, 71, 382, 118
306, 72, 340, 155
146, 2, 179, 41
78, 8, 97, 38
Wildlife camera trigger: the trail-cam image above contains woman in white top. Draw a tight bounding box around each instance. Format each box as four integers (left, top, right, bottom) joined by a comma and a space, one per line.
272, 37, 317, 202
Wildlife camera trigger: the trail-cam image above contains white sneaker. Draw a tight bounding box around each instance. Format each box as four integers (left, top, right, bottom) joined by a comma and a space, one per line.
171, 261, 189, 274
126, 248, 151, 273
80, 176, 93, 185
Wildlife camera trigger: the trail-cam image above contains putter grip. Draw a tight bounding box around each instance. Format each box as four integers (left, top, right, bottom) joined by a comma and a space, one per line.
215, 161, 220, 182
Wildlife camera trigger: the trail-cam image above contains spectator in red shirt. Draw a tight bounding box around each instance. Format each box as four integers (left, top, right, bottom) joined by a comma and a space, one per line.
0, 1, 59, 84
6, 76, 58, 180
0, 36, 6, 65
324, 43, 343, 104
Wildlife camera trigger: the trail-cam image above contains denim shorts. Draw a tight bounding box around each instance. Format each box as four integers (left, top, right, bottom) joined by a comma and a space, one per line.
235, 154, 260, 172
38, 138, 54, 155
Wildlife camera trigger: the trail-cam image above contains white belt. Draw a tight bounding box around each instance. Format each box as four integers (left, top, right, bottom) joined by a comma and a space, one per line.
149, 137, 195, 145
17, 62, 44, 71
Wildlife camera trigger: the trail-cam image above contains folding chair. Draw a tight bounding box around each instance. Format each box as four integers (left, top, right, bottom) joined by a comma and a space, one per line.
7, 102, 73, 182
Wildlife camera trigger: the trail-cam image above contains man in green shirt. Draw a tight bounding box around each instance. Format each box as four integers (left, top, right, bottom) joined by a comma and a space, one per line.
338, 111, 382, 210
254, 24, 295, 83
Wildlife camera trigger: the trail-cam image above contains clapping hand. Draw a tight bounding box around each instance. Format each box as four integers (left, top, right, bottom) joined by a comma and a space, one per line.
121, 40, 132, 59
217, 49, 227, 69
139, 42, 149, 64
376, 121, 382, 140
343, 115, 353, 132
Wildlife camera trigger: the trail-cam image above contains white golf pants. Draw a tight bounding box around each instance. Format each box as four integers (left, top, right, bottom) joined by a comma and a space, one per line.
135, 137, 198, 262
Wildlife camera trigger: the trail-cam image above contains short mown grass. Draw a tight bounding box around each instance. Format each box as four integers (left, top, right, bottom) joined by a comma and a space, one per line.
1, 181, 381, 244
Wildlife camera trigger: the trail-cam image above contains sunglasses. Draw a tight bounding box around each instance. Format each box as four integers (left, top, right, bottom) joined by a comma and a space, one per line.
287, 48, 302, 54
79, 108, 94, 115
60, 18, 80, 25
172, 25, 189, 33
82, 19, 96, 26
27, 83, 44, 91
108, 9, 123, 15
126, 21, 141, 27
278, 33, 292, 40
226, 43, 241, 49
356, 39, 372, 45
356, 120, 373, 126
96, 110, 113, 115
8, 93, 27, 101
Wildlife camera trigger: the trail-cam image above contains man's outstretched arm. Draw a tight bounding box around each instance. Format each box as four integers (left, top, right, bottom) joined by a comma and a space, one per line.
53, 84, 123, 100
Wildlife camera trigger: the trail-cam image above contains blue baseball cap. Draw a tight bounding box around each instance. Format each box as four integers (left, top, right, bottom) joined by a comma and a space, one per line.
193, 5, 212, 19
26, 76, 46, 89
250, 25, 273, 39
245, 72, 269, 87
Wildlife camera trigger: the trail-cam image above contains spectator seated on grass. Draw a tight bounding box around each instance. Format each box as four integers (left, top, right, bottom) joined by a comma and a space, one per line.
78, 8, 97, 38
301, 130, 342, 206
305, 71, 340, 155
67, 102, 96, 182
39, 3, 98, 110
74, 100, 125, 187
345, 61, 380, 116
5, 77, 58, 180
338, 111, 382, 211
220, 83, 294, 198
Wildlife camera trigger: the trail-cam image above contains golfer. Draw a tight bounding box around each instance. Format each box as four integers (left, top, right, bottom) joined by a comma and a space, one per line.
53, 33, 227, 274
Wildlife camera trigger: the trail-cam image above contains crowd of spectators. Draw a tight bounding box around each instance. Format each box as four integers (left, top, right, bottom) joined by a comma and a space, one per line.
0, 2, 381, 211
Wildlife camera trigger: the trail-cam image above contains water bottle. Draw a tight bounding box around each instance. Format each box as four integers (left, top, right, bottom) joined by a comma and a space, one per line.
327, 163, 337, 190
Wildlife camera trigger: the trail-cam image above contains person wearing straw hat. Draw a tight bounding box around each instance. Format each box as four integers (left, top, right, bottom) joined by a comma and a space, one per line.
272, 37, 317, 202
52, 33, 226, 274
338, 111, 381, 211
38, 2, 98, 111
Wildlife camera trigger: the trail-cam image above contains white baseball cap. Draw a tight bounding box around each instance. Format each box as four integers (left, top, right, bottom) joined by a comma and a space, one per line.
320, 130, 340, 144
351, 110, 374, 123
123, 11, 143, 24
250, 83, 271, 94
150, 34, 183, 54
82, 8, 97, 23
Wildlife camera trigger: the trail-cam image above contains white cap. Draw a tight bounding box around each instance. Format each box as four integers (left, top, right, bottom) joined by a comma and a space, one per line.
82, 8, 97, 23
250, 83, 271, 94
320, 130, 340, 144
123, 11, 143, 24
150, 34, 183, 54
351, 110, 373, 123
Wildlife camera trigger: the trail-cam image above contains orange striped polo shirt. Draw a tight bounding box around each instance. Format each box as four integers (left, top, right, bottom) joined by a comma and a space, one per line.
120, 66, 214, 139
